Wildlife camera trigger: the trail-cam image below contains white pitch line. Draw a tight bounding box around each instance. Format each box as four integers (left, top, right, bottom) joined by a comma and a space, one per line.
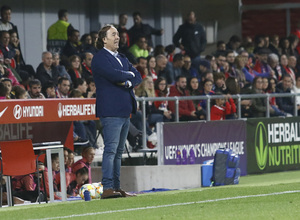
31, 190, 300, 220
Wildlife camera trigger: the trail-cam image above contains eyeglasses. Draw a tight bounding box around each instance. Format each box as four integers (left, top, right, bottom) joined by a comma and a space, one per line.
159, 83, 166, 86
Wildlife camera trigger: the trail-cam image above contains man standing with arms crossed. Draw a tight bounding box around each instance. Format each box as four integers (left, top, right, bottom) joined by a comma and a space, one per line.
91, 24, 142, 199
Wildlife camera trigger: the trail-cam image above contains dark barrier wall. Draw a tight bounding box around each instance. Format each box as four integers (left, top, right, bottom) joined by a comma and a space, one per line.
159, 120, 247, 175
247, 117, 300, 174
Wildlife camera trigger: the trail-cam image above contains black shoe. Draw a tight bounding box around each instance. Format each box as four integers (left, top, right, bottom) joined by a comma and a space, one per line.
74, 138, 89, 146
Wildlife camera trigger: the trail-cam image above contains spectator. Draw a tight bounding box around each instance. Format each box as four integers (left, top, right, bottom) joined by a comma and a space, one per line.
231, 55, 247, 89
240, 50, 271, 84
12, 85, 27, 99
247, 76, 274, 118
147, 55, 158, 81
0, 30, 17, 69
52, 52, 72, 82
0, 80, 8, 99
81, 52, 93, 79
213, 40, 226, 56
80, 33, 98, 55
182, 54, 198, 80
268, 53, 283, 81
118, 31, 136, 64
136, 76, 171, 126
128, 11, 163, 49
226, 35, 241, 56
36, 51, 59, 87
198, 79, 215, 118
226, 50, 235, 69
90, 31, 99, 51
279, 37, 291, 57
0, 63, 19, 86
165, 53, 184, 85
56, 77, 70, 98
253, 48, 274, 77
206, 55, 218, 73
188, 76, 206, 120
61, 29, 83, 59
210, 93, 236, 121
154, 77, 170, 111
117, 13, 130, 47
165, 44, 176, 62
86, 76, 96, 98
68, 55, 83, 85
213, 72, 228, 94
28, 79, 45, 99
47, 9, 74, 53
136, 56, 149, 79
253, 35, 265, 55
280, 54, 295, 84
276, 74, 295, 116
198, 59, 211, 78
173, 11, 206, 60
155, 54, 170, 84
215, 52, 227, 73
129, 36, 149, 58
168, 75, 197, 121
1, 77, 15, 98
72, 146, 95, 184
292, 75, 300, 115
42, 81, 56, 98
153, 45, 165, 57
0, 5, 19, 38
9, 29, 25, 67
288, 55, 297, 76
74, 78, 88, 97
268, 34, 280, 56
288, 34, 299, 58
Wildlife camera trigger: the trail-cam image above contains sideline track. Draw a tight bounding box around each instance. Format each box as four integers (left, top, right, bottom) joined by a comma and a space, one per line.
31, 190, 300, 220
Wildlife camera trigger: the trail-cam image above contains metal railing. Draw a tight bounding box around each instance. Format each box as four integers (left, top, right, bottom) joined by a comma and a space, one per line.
136, 92, 300, 149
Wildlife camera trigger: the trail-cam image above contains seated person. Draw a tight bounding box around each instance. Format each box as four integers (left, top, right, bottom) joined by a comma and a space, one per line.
210, 93, 236, 121
28, 79, 45, 99
67, 167, 89, 197
276, 74, 295, 116
1, 77, 15, 98
42, 81, 56, 98
72, 146, 95, 184
136, 56, 148, 79
12, 162, 47, 203
67, 55, 83, 85
0, 30, 16, 68
86, 76, 96, 98
61, 29, 83, 59
44, 154, 61, 200
81, 52, 93, 80
36, 51, 59, 87
168, 75, 198, 121
52, 52, 72, 82
0, 62, 20, 86
12, 85, 28, 99
129, 36, 149, 58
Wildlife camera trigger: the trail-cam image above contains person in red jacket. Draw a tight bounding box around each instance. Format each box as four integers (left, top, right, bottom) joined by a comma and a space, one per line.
168, 75, 197, 121
210, 93, 236, 121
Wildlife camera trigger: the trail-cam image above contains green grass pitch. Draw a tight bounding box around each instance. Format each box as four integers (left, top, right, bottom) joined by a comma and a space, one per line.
1, 170, 300, 220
